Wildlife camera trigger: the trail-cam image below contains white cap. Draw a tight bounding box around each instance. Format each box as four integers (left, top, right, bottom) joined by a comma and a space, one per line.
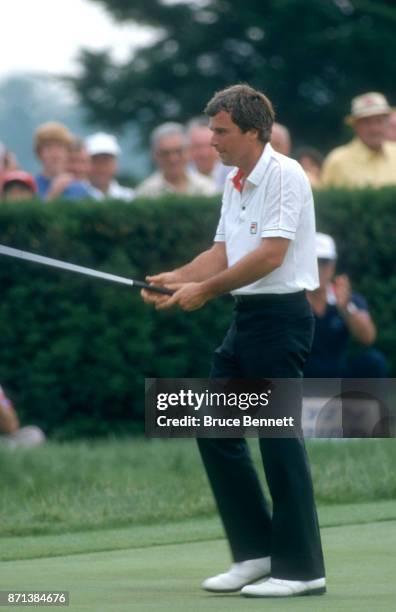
85, 132, 120, 157
316, 233, 337, 259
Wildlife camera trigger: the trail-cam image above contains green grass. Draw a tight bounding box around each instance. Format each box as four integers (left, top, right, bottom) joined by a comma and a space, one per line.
1, 439, 395, 610
1, 520, 396, 611
1, 500, 396, 562
0, 438, 395, 537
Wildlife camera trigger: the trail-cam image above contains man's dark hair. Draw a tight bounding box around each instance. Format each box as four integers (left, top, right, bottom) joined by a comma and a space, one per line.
204, 84, 275, 143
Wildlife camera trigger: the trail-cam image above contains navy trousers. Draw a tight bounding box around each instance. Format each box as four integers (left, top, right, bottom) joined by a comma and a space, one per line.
197, 291, 326, 580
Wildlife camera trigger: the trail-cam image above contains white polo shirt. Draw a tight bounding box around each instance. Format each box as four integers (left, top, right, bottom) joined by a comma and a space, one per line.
214, 143, 319, 295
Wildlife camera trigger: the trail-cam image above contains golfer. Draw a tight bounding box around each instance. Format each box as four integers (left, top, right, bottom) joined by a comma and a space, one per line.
142, 84, 326, 598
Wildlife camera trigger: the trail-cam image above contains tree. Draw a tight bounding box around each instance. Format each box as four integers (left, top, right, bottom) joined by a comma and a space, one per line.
73, 0, 396, 152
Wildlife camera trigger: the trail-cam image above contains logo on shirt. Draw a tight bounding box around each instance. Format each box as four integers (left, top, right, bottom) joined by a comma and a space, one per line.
250, 222, 258, 235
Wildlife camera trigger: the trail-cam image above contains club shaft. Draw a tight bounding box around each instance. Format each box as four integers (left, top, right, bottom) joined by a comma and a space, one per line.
0, 244, 173, 295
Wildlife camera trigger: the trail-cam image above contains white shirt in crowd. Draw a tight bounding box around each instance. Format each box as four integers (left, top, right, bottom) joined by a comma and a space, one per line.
189, 160, 231, 192
89, 180, 135, 201
215, 143, 319, 295
135, 170, 217, 198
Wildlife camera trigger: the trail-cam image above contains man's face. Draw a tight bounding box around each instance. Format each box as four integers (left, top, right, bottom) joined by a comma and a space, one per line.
385, 112, 396, 141
39, 141, 69, 176
318, 260, 336, 289
354, 115, 388, 151
188, 126, 219, 175
209, 111, 255, 167
68, 148, 91, 181
270, 124, 291, 156
154, 134, 189, 182
90, 154, 117, 189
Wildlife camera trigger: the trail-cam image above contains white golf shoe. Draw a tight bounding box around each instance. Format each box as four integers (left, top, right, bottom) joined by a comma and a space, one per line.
202, 557, 271, 593
241, 576, 326, 597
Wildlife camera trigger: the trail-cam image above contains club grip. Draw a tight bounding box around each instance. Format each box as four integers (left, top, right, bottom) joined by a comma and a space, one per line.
134, 280, 174, 296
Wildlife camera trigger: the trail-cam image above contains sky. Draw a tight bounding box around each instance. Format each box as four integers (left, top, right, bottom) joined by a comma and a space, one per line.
1, 0, 155, 80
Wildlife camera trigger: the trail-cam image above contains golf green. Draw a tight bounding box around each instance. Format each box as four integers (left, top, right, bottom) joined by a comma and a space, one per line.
1, 519, 395, 611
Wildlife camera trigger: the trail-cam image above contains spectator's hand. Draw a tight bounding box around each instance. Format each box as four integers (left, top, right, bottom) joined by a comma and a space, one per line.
45, 173, 74, 201
334, 274, 352, 311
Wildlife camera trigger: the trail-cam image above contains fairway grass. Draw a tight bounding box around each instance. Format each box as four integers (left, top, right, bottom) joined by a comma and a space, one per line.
1, 499, 396, 562
1, 520, 395, 612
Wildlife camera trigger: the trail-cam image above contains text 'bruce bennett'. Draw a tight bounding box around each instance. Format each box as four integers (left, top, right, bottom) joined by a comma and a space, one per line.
156, 415, 295, 427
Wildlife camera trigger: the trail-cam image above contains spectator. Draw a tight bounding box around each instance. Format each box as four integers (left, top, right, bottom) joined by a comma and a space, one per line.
85, 132, 135, 201
34, 122, 93, 201
0, 385, 45, 448
295, 147, 323, 188
1, 170, 38, 201
187, 117, 229, 190
68, 138, 102, 200
270, 122, 291, 156
68, 137, 91, 181
135, 122, 217, 198
304, 233, 387, 379
385, 110, 396, 141
321, 92, 396, 187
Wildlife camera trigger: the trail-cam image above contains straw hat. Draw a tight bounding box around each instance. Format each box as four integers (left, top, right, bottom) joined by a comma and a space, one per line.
345, 92, 393, 125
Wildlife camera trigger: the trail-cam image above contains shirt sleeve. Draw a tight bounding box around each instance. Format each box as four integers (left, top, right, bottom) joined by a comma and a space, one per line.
214, 186, 230, 242
214, 206, 225, 242
351, 292, 369, 312
260, 162, 306, 240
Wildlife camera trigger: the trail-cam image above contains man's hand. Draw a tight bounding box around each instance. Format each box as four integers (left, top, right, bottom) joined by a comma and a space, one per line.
156, 282, 212, 311
333, 274, 352, 311
140, 270, 179, 308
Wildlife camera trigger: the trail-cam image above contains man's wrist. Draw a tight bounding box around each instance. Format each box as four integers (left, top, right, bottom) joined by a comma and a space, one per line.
200, 278, 220, 301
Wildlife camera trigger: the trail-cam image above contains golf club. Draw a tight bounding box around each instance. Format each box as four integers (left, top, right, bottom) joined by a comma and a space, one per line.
0, 244, 174, 296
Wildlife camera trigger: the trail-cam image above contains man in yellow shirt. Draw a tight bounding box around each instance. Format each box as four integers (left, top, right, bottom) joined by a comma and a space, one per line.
321, 92, 396, 188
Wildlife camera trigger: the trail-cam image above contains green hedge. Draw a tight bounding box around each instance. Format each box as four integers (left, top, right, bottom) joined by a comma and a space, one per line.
0, 190, 394, 437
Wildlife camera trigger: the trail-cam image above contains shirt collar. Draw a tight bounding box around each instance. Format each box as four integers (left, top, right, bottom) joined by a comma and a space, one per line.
352, 138, 387, 159
229, 143, 274, 191
232, 168, 245, 192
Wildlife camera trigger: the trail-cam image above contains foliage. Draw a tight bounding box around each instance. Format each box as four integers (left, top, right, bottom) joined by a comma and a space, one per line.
74, 0, 396, 151
0, 197, 230, 437
0, 189, 394, 437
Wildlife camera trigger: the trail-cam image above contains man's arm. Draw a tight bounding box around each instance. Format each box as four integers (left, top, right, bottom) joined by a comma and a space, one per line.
141, 242, 227, 306
148, 242, 228, 284
334, 275, 376, 345
158, 237, 290, 311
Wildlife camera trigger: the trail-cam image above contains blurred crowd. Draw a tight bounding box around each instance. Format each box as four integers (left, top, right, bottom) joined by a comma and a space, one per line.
1, 91, 396, 204
0, 90, 394, 444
